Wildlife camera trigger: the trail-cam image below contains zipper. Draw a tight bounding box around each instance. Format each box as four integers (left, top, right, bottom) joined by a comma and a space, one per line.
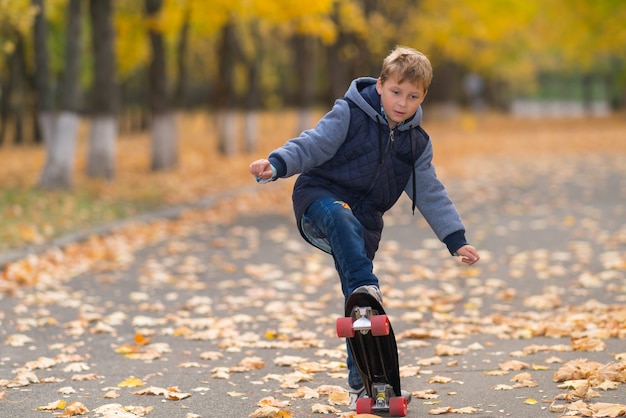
354, 125, 394, 210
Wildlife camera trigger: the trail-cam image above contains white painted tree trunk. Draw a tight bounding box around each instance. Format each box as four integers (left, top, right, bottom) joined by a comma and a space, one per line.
297, 107, 313, 135
38, 111, 79, 189
150, 112, 178, 171
86, 115, 117, 179
243, 110, 258, 153
218, 109, 237, 156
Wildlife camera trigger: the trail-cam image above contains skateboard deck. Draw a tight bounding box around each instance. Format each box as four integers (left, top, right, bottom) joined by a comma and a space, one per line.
336, 289, 407, 416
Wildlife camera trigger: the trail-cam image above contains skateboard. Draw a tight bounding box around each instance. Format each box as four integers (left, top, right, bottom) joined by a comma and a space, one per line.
336, 288, 407, 416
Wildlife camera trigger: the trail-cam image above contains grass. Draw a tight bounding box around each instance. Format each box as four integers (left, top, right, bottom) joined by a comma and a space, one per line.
1, 109, 625, 253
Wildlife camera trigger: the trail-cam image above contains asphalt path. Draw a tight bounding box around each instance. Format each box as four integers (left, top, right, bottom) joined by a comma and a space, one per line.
1, 152, 625, 418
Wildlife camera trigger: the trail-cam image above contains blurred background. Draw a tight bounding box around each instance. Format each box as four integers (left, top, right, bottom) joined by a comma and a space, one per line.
0, 0, 625, 251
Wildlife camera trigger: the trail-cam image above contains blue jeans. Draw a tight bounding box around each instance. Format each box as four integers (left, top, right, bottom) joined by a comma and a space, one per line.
302, 197, 379, 389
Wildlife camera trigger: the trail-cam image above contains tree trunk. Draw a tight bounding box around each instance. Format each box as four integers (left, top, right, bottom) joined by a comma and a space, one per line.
292, 34, 315, 134
32, 0, 54, 148
87, 0, 118, 179
39, 0, 81, 189
87, 116, 116, 179
146, 0, 177, 171
0, 33, 17, 145
216, 20, 238, 155
39, 112, 81, 187
243, 111, 258, 154
174, 4, 190, 108
243, 23, 262, 154
150, 113, 177, 170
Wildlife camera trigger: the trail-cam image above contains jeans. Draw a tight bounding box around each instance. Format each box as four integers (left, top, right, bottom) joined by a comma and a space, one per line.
302, 197, 379, 389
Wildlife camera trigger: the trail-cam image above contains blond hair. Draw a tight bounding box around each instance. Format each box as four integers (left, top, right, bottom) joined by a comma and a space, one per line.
379, 46, 432, 90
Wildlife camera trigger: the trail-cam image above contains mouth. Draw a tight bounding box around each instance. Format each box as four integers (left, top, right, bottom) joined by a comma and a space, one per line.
393, 110, 406, 118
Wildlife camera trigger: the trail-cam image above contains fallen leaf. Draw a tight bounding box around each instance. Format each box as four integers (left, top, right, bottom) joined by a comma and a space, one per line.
118, 376, 143, 388
311, 403, 340, 414
62, 401, 89, 416
249, 405, 292, 418
36, 399, 67, 410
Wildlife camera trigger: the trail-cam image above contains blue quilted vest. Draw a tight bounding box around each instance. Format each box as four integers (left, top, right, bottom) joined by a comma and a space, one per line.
293, 88, 429, 259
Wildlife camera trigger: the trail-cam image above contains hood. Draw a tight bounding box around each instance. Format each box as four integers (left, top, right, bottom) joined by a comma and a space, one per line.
344, 77, 423, 130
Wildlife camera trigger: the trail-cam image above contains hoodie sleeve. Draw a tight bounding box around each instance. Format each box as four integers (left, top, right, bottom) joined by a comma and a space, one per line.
404, 140, 468, 254
268, 99, 350, 178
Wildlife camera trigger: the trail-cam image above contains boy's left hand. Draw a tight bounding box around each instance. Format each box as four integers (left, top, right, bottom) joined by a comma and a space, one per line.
456, 245, 480, 266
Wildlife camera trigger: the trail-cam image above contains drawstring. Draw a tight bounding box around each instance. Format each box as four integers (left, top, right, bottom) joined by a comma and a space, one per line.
410, 128, 417, 214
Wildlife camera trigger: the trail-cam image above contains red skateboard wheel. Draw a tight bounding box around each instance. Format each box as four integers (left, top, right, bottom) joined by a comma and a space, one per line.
389, 396, 408, 416
370, 314, 390, 336
336, 316, 354, 338
355, 397, 373, 414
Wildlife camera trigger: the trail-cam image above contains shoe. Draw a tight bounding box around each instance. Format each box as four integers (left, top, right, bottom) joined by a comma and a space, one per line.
401, 389, 412, 404
352, 285, 383, 304
349, 386, 366, 410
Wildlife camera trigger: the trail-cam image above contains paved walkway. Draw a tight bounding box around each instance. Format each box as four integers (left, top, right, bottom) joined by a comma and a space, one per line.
1, 152, 625, 418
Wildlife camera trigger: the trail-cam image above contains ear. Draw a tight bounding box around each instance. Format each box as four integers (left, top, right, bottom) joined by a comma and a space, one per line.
376, 77, 383, 95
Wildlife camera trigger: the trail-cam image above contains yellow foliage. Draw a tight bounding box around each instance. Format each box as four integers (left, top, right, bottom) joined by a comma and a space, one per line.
409, 0, 626, 82
114, 2, 148, 76
337, 0, 368, 37
0, 0, 38, 68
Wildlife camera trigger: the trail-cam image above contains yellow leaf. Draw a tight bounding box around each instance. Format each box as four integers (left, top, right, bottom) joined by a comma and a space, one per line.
118, 376, 143, 388
37, 399, 67, 410
525, 398, 538, 405
115, 343, 138, 354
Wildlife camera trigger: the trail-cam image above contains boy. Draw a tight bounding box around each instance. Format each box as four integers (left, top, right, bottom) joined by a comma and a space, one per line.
249, 46, 480, 408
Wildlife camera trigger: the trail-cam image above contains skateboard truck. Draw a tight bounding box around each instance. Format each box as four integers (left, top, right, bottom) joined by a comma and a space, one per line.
352, 306, 373, 333
337, 306, 390, 338
355, 383, 406, 416
373, 383, 392, 408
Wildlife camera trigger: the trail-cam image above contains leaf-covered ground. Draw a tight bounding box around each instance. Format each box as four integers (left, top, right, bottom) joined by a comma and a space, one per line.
1, 113, 626, 417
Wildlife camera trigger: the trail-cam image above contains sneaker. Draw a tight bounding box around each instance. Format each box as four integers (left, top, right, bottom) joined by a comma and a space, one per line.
401, 389, 412, 404
352, 285, 383, 304
349, 386, 366, 410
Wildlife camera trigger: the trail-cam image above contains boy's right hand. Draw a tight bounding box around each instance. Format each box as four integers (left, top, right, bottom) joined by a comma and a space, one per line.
249, 159, 274, 183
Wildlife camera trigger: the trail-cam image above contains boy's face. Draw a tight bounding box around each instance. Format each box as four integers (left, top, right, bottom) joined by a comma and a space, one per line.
376, 75, 427, 128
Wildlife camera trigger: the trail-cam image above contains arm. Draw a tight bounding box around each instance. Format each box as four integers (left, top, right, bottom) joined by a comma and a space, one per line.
249, 99, 351, 182
405, 140, 479, 263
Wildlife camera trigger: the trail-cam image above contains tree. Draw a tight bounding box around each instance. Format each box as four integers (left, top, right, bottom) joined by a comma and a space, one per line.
32, 0, 53, 144
38, 0, 82, 189
291, 33, 316, 133
215, 19, 243, 156
0, 34, 29, 146
145, 0, 177, 171
174, 3, 191, 108
87, 0, 118, 180
0, 0, 37, 144
239, 20, 264, 154
324, 0, 369, 102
